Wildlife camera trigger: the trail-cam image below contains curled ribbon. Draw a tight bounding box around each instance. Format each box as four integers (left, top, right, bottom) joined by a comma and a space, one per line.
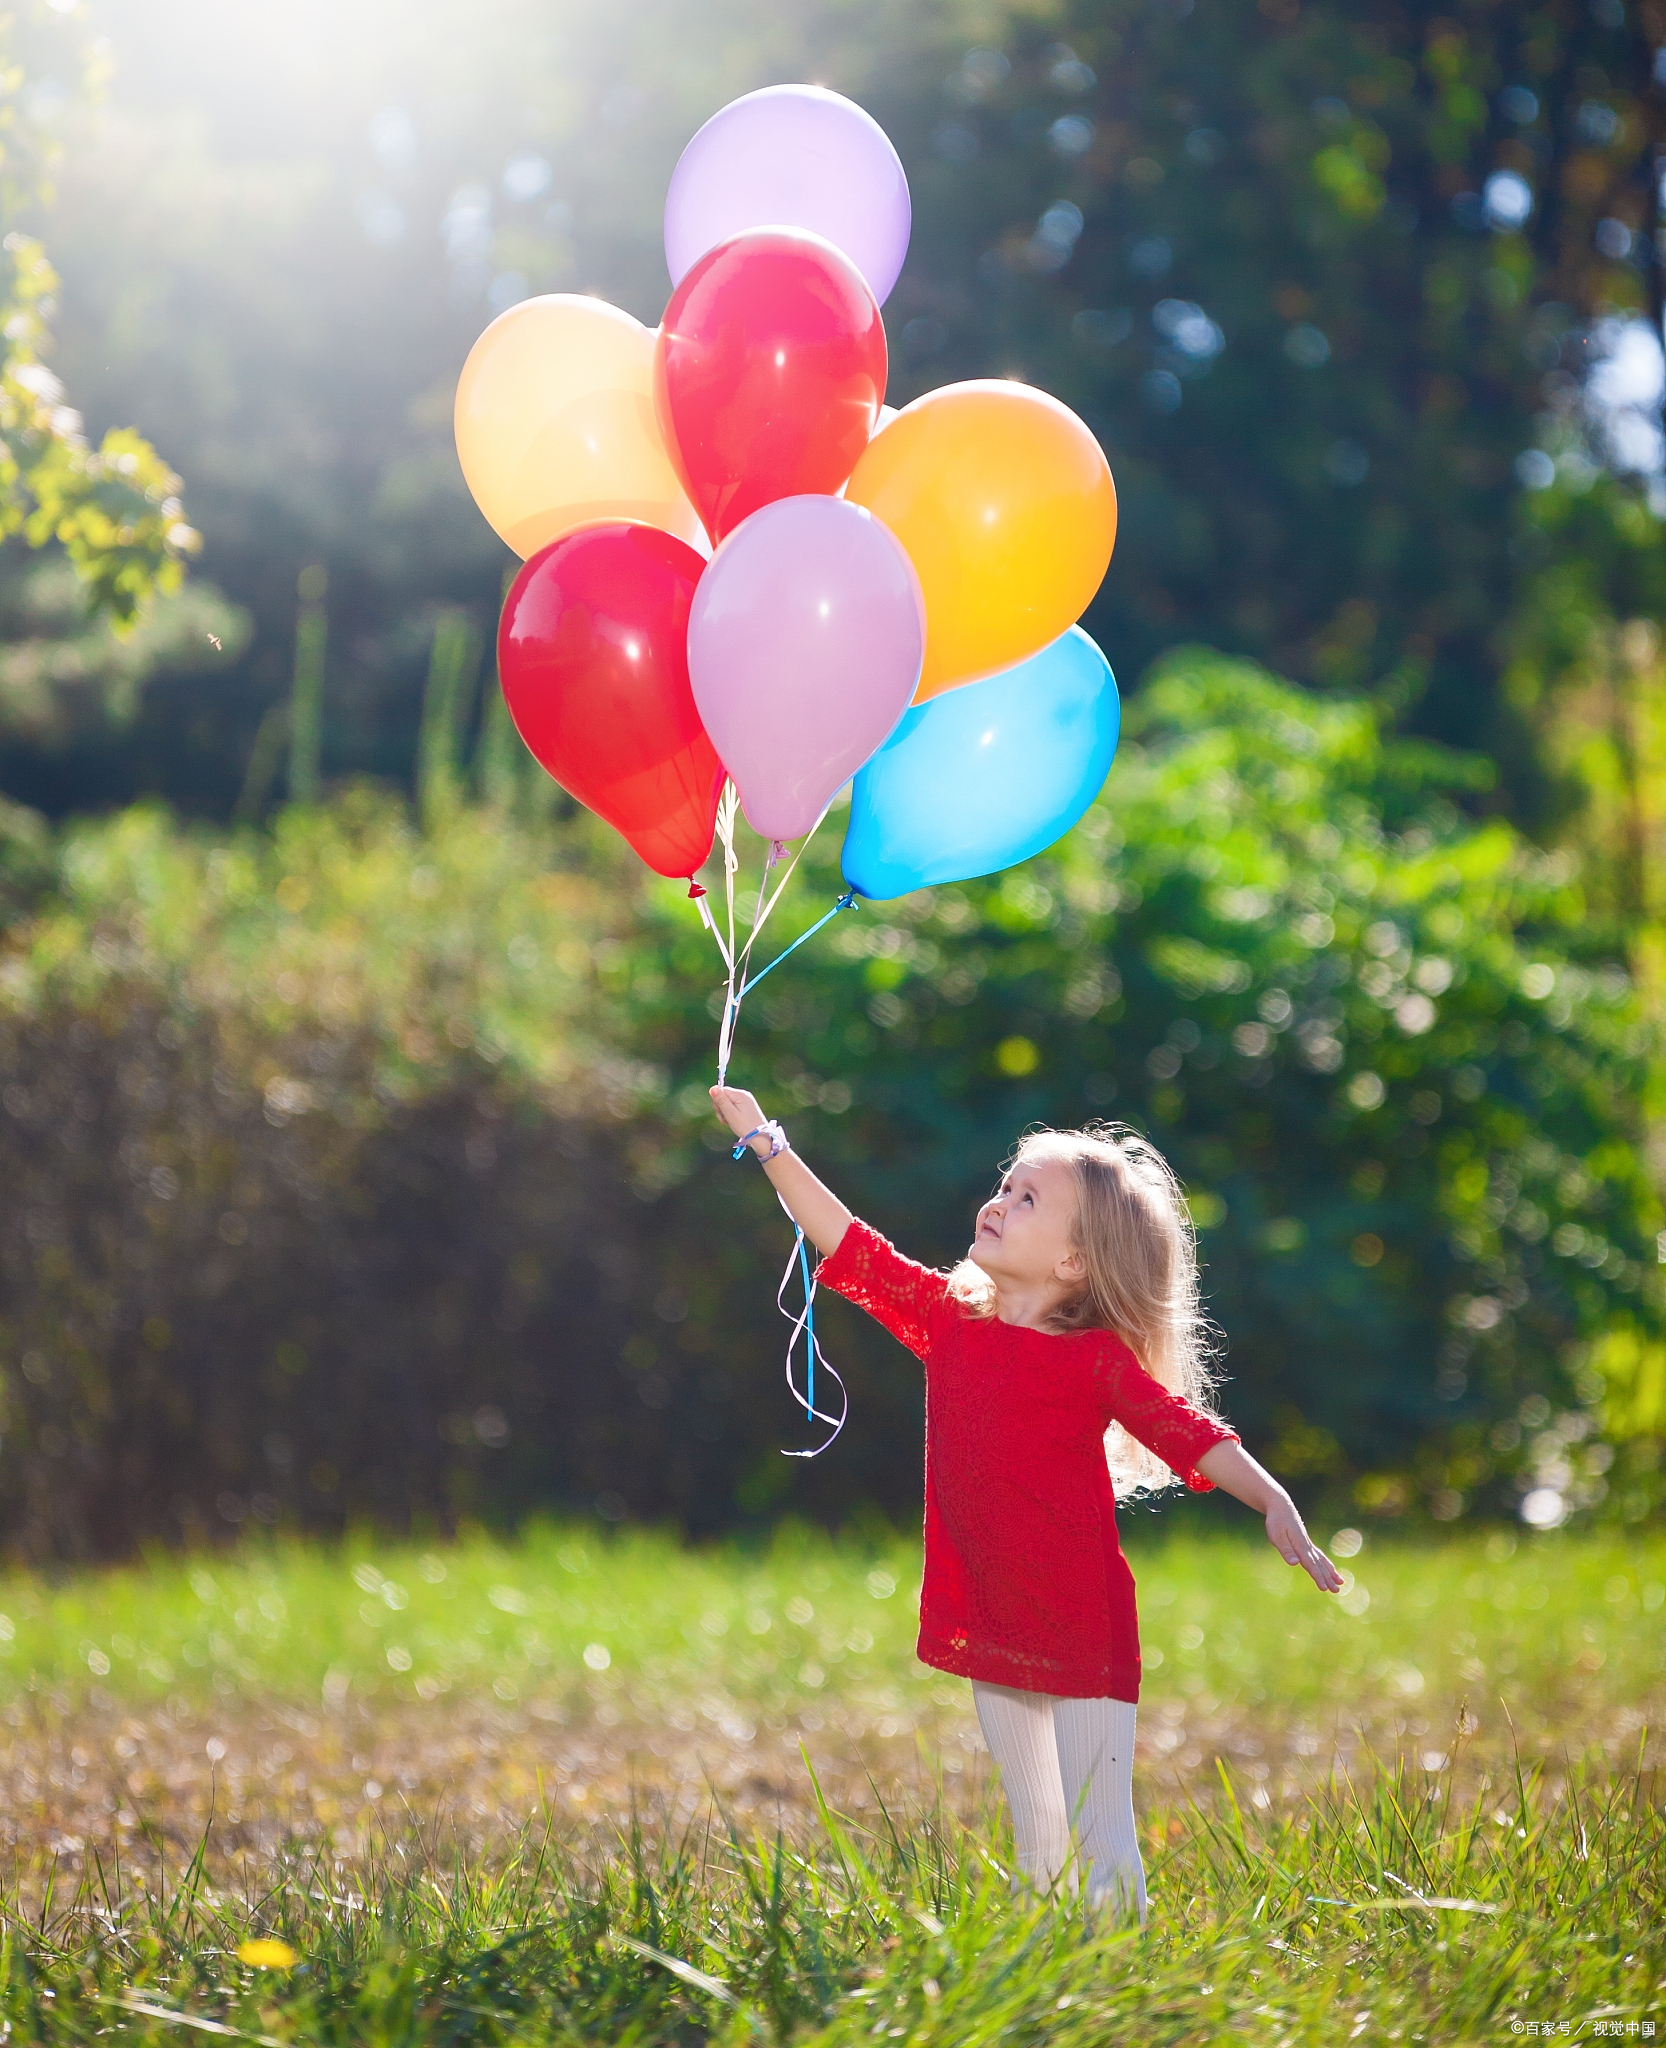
773, 1195, 847, 1458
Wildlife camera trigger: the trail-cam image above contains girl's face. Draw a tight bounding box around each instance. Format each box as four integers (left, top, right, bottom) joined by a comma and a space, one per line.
969, 1153, 1086, 1293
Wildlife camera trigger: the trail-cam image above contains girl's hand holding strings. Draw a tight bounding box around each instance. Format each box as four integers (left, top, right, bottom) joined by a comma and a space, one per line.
709, 1085, 855, 1257
710, 1084, 772, 1156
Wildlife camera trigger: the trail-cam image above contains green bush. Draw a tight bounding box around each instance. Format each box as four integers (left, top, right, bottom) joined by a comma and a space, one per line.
0, 789, 666, 1557
0, 653, 1660, 1560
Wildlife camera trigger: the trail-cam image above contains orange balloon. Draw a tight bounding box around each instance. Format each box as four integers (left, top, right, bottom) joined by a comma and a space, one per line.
845, 380, 1117, 701
454, 296, 707, 560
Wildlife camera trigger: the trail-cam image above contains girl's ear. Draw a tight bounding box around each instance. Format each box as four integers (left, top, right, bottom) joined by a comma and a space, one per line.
1056, 1246, 1087, 1282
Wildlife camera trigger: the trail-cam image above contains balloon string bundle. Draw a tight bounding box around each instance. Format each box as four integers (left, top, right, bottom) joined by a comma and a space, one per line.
692, 783, 857, 1085
701, 784, 853, 1458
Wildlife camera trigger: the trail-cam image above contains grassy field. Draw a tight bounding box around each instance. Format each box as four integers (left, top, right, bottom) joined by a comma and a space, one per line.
0, 1519, 1659, 2042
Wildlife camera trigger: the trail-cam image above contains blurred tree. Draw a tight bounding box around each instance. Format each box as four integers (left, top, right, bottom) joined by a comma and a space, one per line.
416, 606, 481, 830
0, 2, 214, 815
1500, 479, 1666, 942
872, 0, 1666, 808
16, 0, 1661, 827
1, 234, 199, 623
0, 557, 244, 749
287, 564, 327, 807
0, 1, 198, 622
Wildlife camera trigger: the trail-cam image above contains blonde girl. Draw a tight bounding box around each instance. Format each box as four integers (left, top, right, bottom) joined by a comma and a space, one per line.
711, 1084, 1342, 1925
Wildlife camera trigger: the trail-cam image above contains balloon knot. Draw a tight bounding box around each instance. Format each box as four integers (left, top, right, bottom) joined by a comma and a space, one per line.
769, 840, 787, 867
687, 881, 707, 899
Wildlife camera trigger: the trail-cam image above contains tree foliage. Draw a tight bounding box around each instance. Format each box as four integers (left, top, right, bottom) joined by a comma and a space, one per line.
0, 10, 198, 630
5, 0, 1660, 818
873, 0, 1665, 789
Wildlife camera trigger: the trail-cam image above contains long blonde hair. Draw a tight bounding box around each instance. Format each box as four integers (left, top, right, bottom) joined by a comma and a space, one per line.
948, 1122, 1228, 1498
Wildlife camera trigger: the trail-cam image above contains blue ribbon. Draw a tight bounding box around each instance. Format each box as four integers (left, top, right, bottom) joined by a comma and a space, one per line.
799, 1228, 816, 1425
736, 890, 857, 1003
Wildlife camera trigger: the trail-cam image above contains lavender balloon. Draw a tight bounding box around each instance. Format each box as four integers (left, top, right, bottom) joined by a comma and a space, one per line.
688, 496, 924, 843
665, 84, 911, 306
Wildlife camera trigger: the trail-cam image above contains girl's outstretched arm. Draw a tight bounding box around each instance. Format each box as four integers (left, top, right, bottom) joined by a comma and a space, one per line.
709, 1085, 854, 1257
1193, 1439, 1345, 1593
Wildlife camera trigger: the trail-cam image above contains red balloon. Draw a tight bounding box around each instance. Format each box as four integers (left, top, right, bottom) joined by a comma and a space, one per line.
654, 228, 887, 543
498, 523, 723, 879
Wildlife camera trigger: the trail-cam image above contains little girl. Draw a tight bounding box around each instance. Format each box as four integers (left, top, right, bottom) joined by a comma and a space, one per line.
710, 1083, 1344, 1926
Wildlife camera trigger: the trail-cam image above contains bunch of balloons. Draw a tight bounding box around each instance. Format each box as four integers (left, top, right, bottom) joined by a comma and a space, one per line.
455, 83, 1122, 932
455, 84, 1123, 1454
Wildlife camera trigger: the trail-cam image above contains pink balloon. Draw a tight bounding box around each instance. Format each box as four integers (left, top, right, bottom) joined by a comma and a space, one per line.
687, 495, 924, 842
665, 85, 911, 306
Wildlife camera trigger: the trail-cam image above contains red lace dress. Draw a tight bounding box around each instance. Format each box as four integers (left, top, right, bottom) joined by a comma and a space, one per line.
815, 1219, 1241, 1703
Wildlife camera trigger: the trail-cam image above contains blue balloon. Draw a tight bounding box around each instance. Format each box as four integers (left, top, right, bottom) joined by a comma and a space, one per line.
841, 626, 1119, 900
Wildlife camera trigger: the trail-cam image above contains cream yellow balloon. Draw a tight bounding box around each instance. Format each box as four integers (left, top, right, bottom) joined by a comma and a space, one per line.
845, 380, 1117, 701
454, 296, 707, 559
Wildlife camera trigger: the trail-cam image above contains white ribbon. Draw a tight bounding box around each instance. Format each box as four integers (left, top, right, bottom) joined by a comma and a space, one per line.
773, 1192, 847, 1458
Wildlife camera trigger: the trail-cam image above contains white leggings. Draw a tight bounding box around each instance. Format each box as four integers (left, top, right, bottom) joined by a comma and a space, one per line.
972, 1681, 1146, 1925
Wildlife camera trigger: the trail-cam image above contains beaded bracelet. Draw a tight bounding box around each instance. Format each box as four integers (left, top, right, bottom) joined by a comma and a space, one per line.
733, 1120, 791, 1162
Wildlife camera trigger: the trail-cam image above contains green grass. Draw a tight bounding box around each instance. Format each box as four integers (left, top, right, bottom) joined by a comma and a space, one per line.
0, 1519, 930, 1719
0, 1522, 1660, 2043
4, 1743, 1662, 2046
2, 1518, 1660, 1734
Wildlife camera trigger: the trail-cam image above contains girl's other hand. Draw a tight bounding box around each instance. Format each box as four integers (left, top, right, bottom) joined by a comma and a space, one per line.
1265, 1495, 1345, 1593
710, 1084, 768, 1145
